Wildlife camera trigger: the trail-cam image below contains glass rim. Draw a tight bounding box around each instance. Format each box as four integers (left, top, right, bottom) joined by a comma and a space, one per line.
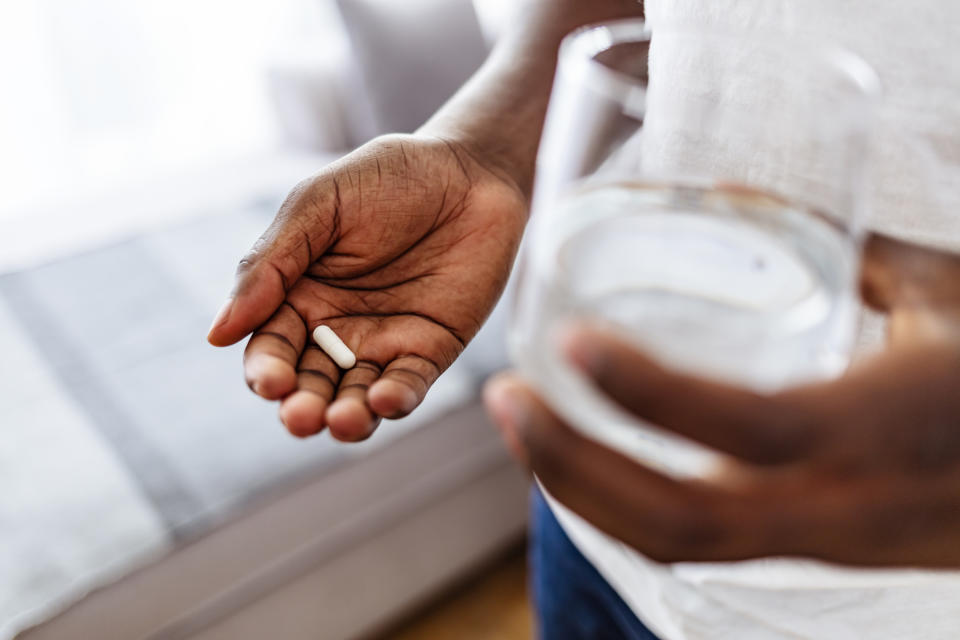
558, 18, 882, 106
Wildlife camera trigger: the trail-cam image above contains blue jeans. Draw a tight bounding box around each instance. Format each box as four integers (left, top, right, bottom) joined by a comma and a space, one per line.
530, 487, 662, 640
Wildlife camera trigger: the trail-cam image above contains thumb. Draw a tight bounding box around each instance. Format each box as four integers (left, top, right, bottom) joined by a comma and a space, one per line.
860, 232, 960, 313
206, 241, 294, 347
207, 179, 339, 347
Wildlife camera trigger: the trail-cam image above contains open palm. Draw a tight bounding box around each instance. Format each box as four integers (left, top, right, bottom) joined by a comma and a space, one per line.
208, 135, 526, 440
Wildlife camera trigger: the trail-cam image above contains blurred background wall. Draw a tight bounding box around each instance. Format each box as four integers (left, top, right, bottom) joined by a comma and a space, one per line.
0, 0, 512, 270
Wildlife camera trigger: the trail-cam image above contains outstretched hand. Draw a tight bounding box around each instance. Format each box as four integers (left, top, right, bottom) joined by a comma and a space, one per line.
485, 234, 960, 567
209, 135, 526, 440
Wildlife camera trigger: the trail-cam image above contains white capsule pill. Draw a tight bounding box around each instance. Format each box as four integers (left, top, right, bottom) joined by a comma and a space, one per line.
312, 325, 357, 369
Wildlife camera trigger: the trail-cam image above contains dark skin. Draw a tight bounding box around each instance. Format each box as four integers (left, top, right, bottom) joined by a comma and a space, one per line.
209, 135, 526, 440
485, 233, 960, 567
212, 0, 960, 569
207, 0, 645, 440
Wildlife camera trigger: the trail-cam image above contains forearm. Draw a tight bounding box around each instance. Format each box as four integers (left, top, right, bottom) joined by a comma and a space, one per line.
420, 0, 644, 198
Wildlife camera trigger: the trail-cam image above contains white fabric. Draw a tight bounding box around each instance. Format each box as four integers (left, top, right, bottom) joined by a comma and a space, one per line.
552, 1, 960, 639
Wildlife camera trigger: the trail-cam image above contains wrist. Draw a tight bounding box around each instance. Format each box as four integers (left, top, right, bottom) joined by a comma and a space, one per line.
420, 1, 644, 198
502, 0, 644, 53
418, 122, 530, 199
416, 48, 548, 200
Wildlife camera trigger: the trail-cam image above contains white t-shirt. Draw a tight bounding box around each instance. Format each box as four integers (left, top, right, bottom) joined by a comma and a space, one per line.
551, 1, 960, 639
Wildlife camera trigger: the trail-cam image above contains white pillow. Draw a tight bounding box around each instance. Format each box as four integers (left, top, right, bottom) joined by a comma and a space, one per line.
335, 0, 489, 136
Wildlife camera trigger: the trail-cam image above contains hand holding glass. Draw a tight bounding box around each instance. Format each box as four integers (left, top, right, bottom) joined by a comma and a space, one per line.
510, 21, 880, 477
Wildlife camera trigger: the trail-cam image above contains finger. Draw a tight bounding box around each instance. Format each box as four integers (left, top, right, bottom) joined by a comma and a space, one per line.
559, 326, 830, 466
484, 374, 785, 563
279, 390, 327, 440
279, 344, 341, 438
368, 355, 442, 419
208, 176, 341, 347
243, 303, 305, 400
326, 360, 382, 442
785, 475, 960, 567
861, 232, 960, 312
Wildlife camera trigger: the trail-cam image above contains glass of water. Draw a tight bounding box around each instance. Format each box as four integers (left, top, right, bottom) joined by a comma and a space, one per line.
510, 20, 880, 478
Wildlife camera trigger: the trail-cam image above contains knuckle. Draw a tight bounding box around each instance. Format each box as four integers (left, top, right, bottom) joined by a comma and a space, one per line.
742, 433, 795, 465
368, 132, 415, 153
525, 441, 573, 487
642, 543, 686, 564
669, 512, 725, 550
641, 506, 729, 562
742, 399, 825, 464
522, 432, 558, 474
236, 236, 271, 275
356, 135, 412, 167
272, 181, 314, 227
281, 175, 319, 211
522, 414, 568, 469
235, 255, 257, 278
386, 369, 429, 396
289, 175, 316, 198
637, 524, 698, 563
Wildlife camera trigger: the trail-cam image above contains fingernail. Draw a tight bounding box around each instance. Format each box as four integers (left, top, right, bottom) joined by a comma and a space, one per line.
556, 323, 602, 374
397, 384, 418, 414
484, 378, 530, 462
484, 377, 528, 433
326, 398, 377, 442
246, 353, 287, 398
207, 298, 234, 336
369, 380, 418, 418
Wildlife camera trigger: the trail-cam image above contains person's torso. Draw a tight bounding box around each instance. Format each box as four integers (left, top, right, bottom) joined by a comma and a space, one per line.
553, 2, 960, 639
